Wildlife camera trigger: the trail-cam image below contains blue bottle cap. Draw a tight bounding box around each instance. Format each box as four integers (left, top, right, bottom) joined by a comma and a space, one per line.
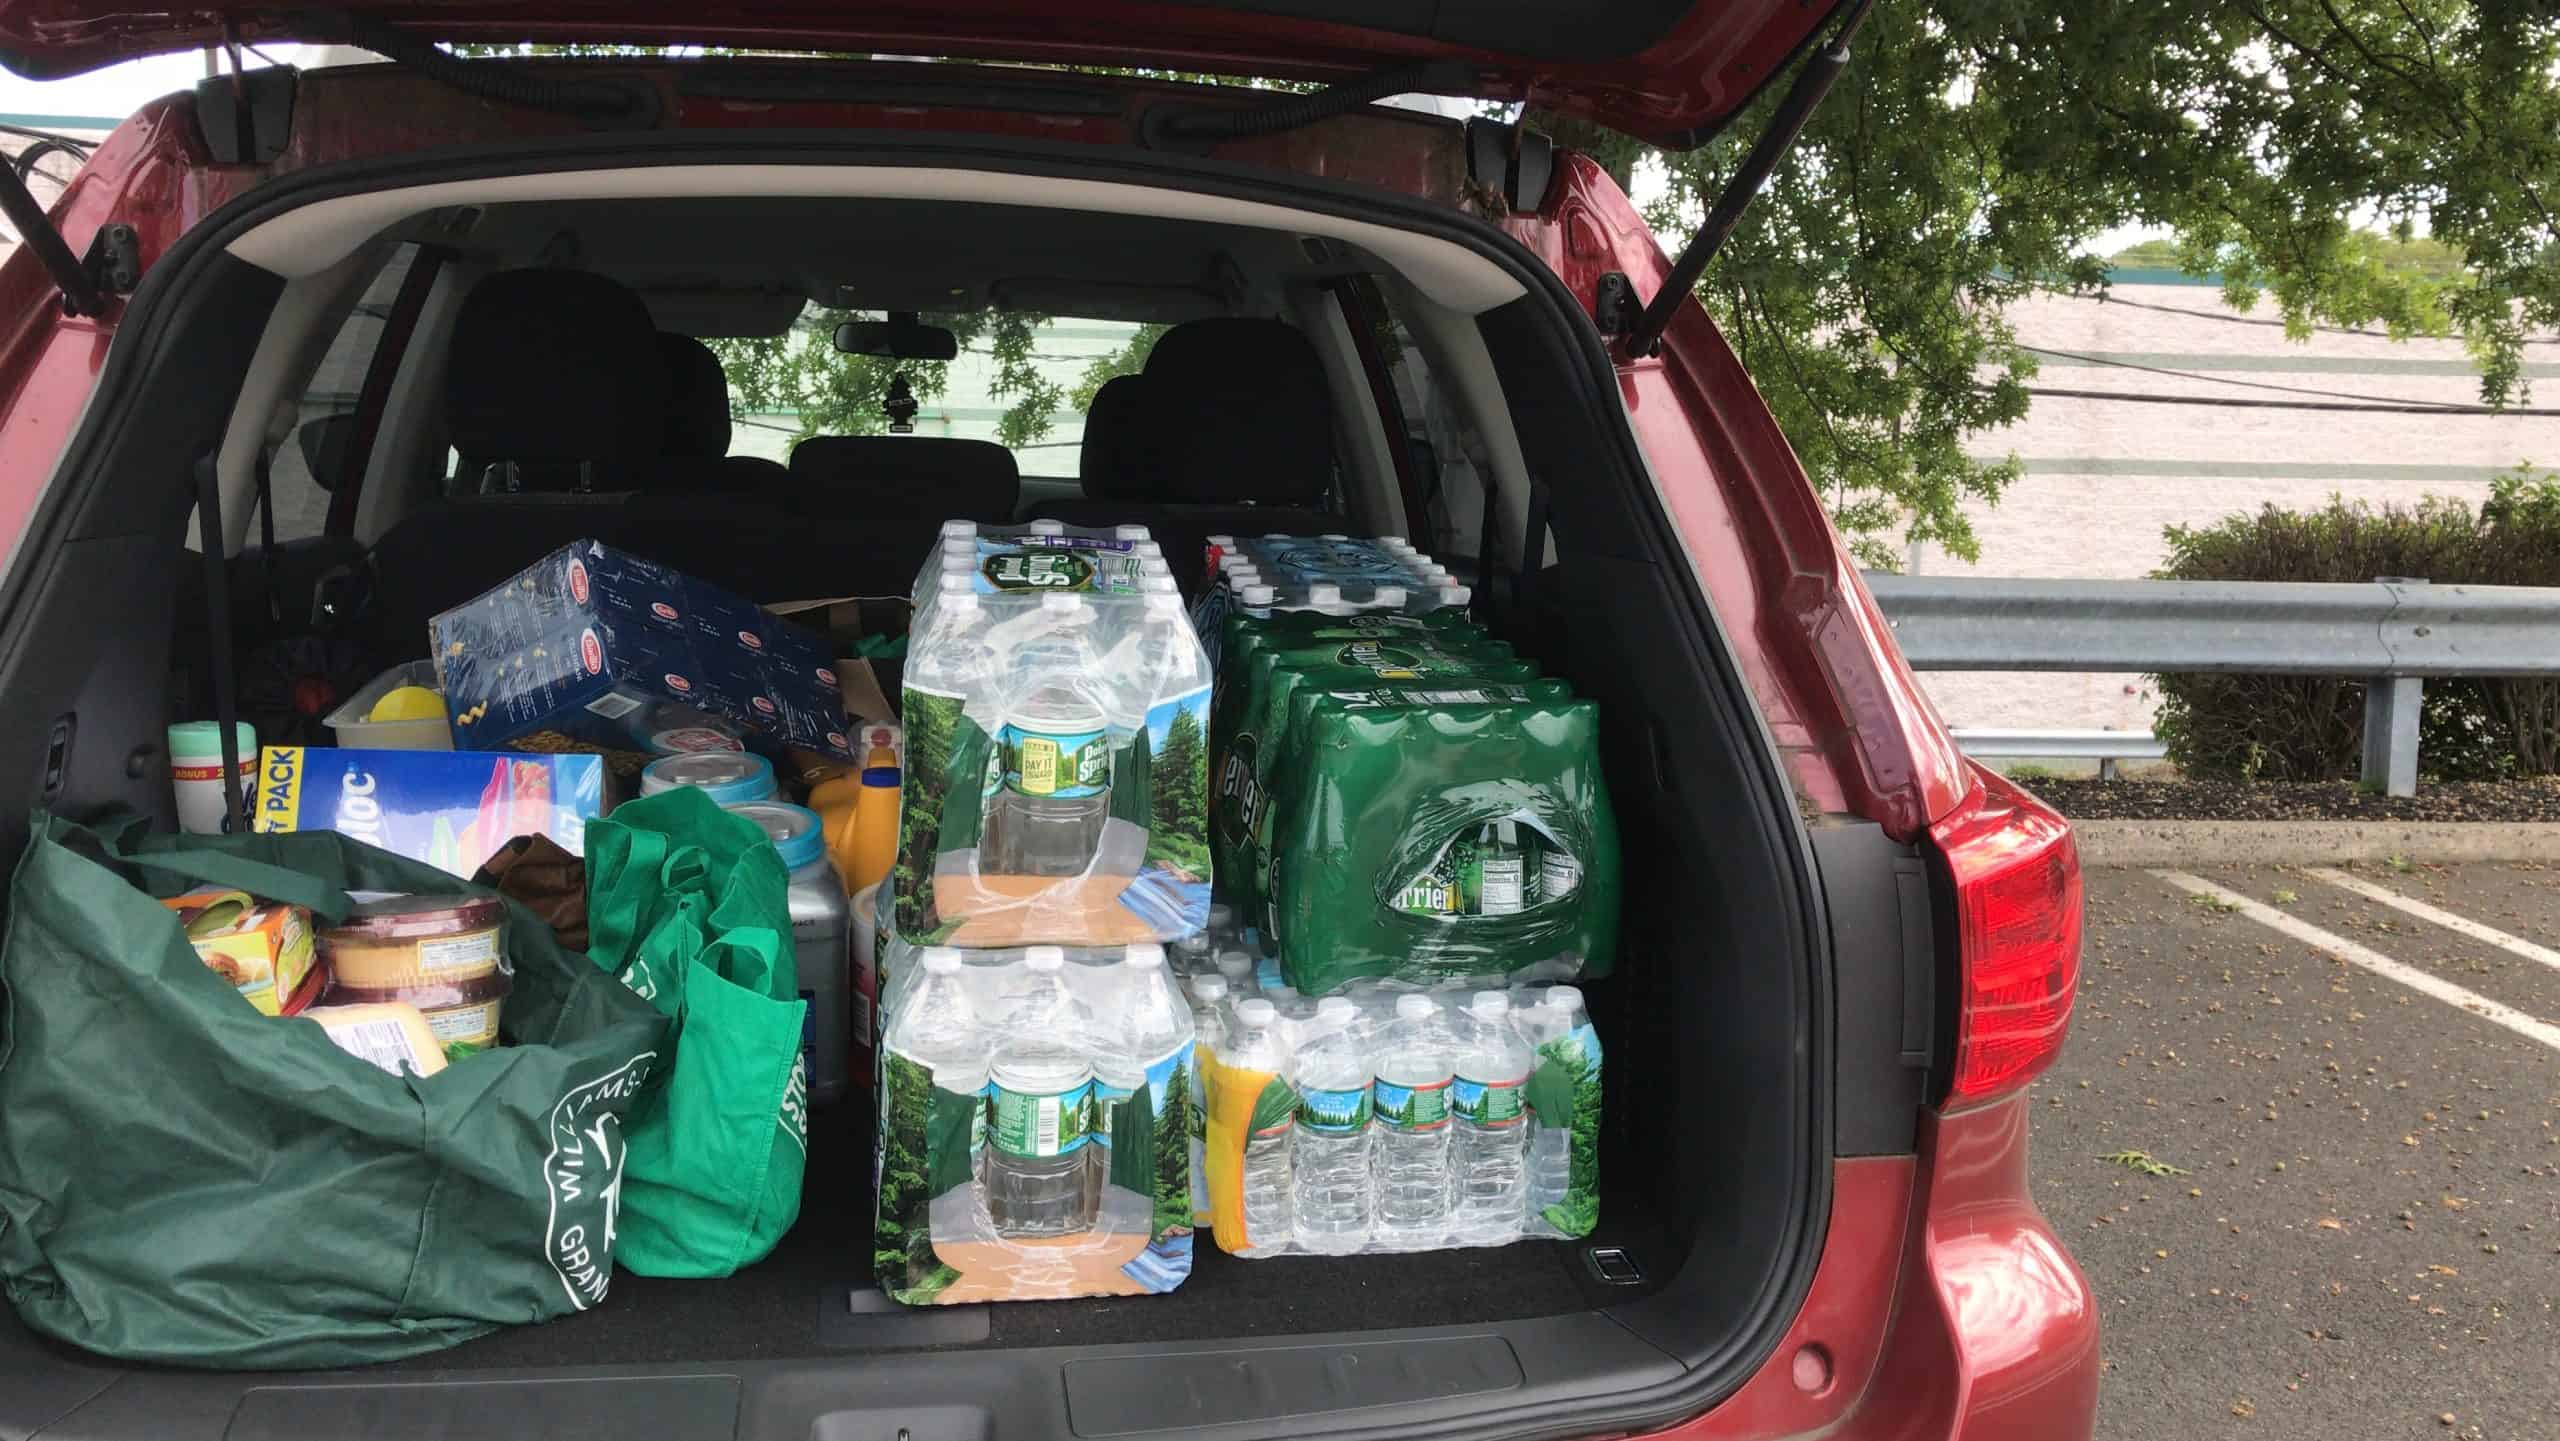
638, 750, 777, 806
726, 801, 826, 871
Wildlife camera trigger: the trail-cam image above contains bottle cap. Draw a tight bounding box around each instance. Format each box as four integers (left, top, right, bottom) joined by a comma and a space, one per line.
1319, 533, 1350, 541
1316, 996, 1356, 1022
1236, 998, 1277, 1025
1025, 946, 1065, 971
726, 801, 826, 871
1115, 524, 1152, 540
937, 571, 972, 593
1395, 993, 1436, 1020
1029, 519, 1066, 535
1134, 541, 1163, 559
1206, 533, 1236, 550
1269, 985, 1300, 1002
1440, 585, 1472, 606
940, 520, 977, 539
922, 947, 962, 974
1216, 952, 1253, 978
1040, 591, 1082, 613
1308, 583, 1341, 605
1378, 536, 1412, 552
1191, 975, 1229, 1001
1470, 990, 1509, 1015
1374, 586, 1407, 607
1543, 985, 1584, 1011
1241, 584, 1276, 606
1123, 941, 1168, 969
1261, 532, 1289, 541
1207, 902, 1234, 930
1142, 575, 1177, 594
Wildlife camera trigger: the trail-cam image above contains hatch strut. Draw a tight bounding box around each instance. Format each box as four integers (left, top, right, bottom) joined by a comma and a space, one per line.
0, 159, 107, 317
1620, 0, 1873, 358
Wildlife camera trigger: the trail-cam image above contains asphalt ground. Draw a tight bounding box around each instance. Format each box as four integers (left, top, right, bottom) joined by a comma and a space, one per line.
2037, 862, 2560, 1441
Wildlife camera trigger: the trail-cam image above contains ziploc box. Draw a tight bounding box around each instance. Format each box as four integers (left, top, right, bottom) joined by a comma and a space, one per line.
430, 539, 858, 761
252, 746, 605, 880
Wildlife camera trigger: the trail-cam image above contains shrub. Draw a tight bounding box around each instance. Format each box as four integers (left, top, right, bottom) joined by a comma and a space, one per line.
2151, 469, 2560, 781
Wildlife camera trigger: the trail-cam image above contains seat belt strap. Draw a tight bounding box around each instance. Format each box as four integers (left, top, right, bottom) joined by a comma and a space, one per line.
1514, 476, 1552, 619
193, 454, 249, 832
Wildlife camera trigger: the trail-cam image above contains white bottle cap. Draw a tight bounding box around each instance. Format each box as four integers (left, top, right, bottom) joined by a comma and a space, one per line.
1216, 951, 1253, 976
1219, 553, 1256, 574
1543, 985, 1584, 1011
1141, 575, 1178, 594
1269, 986, 1299, 1003
1471, 990, 1510, 1016
940, 520, 977, 539
1205, 534, 1236, 550
1373, 586, 1408, 607
1241, 584, 1276, 606
1207, 902, 1233, 929
1261, 532, 1290, 541
922, 947, 962, 974
1029, 519, 1066, 535
1315, 996, 1356, 1022
1320, 533, 1349, 541
1395, 993, 1436, 1020
1040, 591, 1082, 613
1025, 946, 1065, 971
1123, 941, 1167, 969
1115, 524, 1152, 540
1191, 975, 1229, 1002
1440, 585, 1472, 606
1308, 583, 1341, 605
1134, 541, 1163, 559
1378, 536, 1412, 552
937, 572, 972, 594
1236, 998, 1277, 1026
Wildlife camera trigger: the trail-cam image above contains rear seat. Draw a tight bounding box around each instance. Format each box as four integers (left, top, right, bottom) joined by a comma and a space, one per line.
371, 270, 817, 658
783, 435, 1021, 592
658, 331, 791, 491
1030, 318, 1342, 589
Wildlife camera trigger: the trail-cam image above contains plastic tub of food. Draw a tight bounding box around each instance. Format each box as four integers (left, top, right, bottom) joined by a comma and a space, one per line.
317, 893, 508, 989
325, 660, 454, 751
324, 972, 514, 1058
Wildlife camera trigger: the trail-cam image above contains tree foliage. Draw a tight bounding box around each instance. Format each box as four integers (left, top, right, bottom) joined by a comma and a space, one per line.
711, 309, 1062, 449
1551, 2, 2560, 567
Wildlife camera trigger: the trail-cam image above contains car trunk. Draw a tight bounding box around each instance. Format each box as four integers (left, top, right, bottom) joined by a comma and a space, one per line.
0, 121, 1902, 1441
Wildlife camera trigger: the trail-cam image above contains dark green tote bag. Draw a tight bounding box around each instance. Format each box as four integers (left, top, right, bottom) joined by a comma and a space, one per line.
0, 812, 670, 1369
583, 787, 808, 1278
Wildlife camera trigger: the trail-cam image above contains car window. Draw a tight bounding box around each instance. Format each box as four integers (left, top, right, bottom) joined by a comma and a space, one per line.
1362, 282, 1488, 561
713, 308, 1163, 484
258, 243, 427, 543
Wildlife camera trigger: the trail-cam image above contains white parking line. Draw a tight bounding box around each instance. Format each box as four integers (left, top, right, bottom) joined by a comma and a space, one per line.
2302, 866, 2560, 974
2151, 870, 2560, 1053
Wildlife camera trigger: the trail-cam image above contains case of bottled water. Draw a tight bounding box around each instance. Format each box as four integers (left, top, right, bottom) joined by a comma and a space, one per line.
893, 519, 1215, 948
871, 940, 1199, 1303
1196, 978, 1602, 1257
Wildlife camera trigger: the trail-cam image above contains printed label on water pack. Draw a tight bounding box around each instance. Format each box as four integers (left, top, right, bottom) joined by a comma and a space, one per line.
1297, 1084, 1374, 1135
1479, 856, 1525, 915
1088, 1075, 1138, 1146
1451, 1073, 1528, 1127
982, 550, 1095, 591
1373, 1077, 1451, 1132
1540, 848, 1583, 902
1000, 722, 1110, 799
990, 1080, 1094, 1157
1333, 641, 1431, 679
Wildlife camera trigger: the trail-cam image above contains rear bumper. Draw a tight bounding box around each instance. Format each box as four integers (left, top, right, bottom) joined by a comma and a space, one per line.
1638, 1095, 2100, 1441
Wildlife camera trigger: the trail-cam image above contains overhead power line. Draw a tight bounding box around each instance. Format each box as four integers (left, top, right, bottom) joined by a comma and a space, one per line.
2017, 384, 2560, 417
2018, 343, 2501, 412
2069, 285, 2560, 347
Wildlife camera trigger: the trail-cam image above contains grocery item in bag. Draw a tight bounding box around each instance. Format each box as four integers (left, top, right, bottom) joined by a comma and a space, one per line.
896, 549, 1212, 947
1263, 697, 1618, 994
160, 887, 320, 1015
252, 745, 604, 880
874, 943, 1196, 1303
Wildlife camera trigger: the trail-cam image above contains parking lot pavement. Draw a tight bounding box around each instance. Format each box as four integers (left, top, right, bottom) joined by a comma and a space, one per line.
2035, 862, 2560, 1441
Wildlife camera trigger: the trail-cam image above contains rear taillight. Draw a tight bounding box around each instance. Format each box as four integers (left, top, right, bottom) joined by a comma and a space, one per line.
1930, 770, 2083, 1109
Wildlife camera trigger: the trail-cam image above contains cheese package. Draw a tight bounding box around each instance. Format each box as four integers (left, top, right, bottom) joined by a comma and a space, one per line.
160, 888, 320, 1016
326, 974, 512, 1057
302, 1002, 449, 1077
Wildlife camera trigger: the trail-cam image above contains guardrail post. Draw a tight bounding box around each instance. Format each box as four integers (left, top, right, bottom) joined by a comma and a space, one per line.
2361, 677, 2422, 797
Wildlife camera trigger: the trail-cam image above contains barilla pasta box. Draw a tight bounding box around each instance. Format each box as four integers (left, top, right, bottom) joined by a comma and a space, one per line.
429, 539, 857, 761
252, 746, 605, 880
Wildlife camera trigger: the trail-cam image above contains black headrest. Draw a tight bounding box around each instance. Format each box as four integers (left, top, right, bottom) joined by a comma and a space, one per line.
789, 436, 1021, 522
446, 269, 668, 467
1078, 373, 1156, 500
1135, 319, 1333, 505
656, 332, 733, 458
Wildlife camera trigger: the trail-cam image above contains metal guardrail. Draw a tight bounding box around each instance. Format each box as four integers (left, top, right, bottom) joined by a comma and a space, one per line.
1865, 575, 2560, 796
1946, 728, 2169, 780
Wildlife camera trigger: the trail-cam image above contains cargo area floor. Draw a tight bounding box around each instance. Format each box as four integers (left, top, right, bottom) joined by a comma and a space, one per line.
389, 1111, 1663, 1371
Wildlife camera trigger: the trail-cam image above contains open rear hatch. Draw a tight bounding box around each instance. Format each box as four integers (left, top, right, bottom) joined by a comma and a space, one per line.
0, 0, 1834, 143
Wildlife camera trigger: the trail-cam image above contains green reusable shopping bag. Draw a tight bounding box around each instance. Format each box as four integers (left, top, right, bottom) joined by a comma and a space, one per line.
584, 786, 808, 1277
0, 812, 669, 1369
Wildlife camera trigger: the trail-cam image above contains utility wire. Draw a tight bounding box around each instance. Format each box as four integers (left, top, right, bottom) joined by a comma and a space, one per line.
2019, 343, 2496, 411
2076, 285, 2560, 346
2017, 384, 2560, 417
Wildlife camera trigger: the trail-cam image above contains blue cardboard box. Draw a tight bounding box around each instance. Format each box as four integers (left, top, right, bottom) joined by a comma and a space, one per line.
429, 540, 857, 760
252, 746, 605, 879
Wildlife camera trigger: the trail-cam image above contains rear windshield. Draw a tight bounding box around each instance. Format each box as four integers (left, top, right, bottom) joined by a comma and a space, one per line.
712, 307, 1165, 482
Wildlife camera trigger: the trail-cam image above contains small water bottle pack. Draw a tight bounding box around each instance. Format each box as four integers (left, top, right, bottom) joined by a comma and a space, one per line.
1189, 533, 1471, 670
1194, 979, 1602, 1256
872, 940, 1199, 1303
894, 520, 1214, 948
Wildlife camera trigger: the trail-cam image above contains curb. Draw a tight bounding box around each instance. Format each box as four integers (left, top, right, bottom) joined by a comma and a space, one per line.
2071, 819, 2560, 868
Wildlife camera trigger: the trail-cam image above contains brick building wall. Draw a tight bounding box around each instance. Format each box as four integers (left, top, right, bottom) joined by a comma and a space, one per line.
1913, 275, 2560, 736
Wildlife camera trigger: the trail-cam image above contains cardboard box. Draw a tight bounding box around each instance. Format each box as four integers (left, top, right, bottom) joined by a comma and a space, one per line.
431, 540, 859, 761
162, 888, 320, 1016
252, 746, 605, 880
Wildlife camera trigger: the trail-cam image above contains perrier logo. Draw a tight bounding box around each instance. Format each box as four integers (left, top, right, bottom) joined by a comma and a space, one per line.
544, 1052, 655, 1311
1336, 640, 1428, 679
984, 551, 1094, 591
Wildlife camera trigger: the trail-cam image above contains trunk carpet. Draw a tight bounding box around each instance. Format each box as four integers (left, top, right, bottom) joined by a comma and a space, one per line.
394, 1109, 1662, 1371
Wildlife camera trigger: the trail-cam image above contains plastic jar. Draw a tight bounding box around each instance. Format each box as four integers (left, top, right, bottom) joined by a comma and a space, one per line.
728, 800, 853, 1107
639, 750, 777, 805
318, 893, 508, 988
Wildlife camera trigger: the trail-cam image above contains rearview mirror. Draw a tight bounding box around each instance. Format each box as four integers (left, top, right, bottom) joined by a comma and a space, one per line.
833, 313, 959, 361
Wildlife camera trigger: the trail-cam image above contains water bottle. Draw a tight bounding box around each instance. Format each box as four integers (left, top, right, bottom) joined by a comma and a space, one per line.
985, 593, 1111, 878
1226, 997, 1295, 1249
1291, 996, 1374, 1253
1451, 991, 1532, 1244
1475, 821, 1528, 916
885, 947, 985, 1173
985, 947, 1098, 1238
1214, 949, 1255, 996
1184, 973, 1229, 1224
1372, 993, 1456, 1245
1522, 985, 1591, 1228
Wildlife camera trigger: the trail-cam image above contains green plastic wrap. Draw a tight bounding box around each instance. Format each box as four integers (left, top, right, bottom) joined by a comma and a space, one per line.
1265, 699, 1619, 993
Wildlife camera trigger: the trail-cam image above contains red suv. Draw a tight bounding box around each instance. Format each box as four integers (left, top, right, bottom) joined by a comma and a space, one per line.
0, 3, 2093, 1438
